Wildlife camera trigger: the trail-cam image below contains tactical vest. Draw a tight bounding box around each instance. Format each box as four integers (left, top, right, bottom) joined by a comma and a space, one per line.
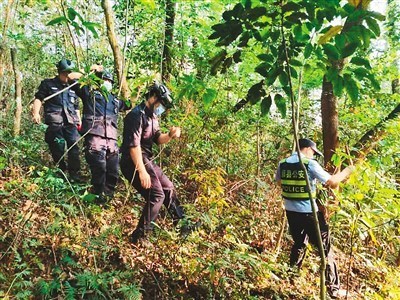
279, 158, 316, 201
37, 78, 79, 125
81, 90, 121, 140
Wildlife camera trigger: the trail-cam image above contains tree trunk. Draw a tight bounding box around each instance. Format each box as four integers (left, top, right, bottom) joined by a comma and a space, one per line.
101, 0, 130, 100
0, 0, 15, 104
320, 76, 339, 171
10, 48, 22, 136
161, 0, 176, 83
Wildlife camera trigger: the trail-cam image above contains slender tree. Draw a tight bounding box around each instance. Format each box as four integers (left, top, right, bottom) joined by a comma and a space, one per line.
101, 0, 130, 100
10, 48, 22, 136
161, 0, 176, 82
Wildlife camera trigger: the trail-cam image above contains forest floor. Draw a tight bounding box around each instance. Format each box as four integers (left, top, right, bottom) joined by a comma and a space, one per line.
1, 128, 400, 299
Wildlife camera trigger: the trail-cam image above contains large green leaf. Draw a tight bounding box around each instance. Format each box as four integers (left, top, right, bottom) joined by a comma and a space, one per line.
360, 26, 372, 48
367, 73, 381, 90
350, 57, 372, 69
304, 43, 313, 59
353, 67, 369, 80
82, 22, 101, 38
260, 95, 272, 116
341, 42, 358, 58
210, 50, 227, 75
247, 7, 267, 21
67, 7, 83, 22
332, 74, 344, 97
344, 75, 359, 103
255, 62, 271, 77
257, 53, 274, 63
325, 67, 339, 82
246, 81, 266, 105
365, 17, 380, 37
47, 16, 68, 26
289, 59, 303, 67
266, 67, 281, 85
279, 72, 289, 86
203, 88, 217, 109
233, 50, 242, 63
274, 94, 286, 118
323, 44, 340, 60
334, 34, 346, 50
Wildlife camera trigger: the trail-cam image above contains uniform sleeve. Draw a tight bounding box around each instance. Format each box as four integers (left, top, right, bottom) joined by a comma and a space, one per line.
126, 113, 143, 148
308, 160, 331, 184
34, 80, 49, 101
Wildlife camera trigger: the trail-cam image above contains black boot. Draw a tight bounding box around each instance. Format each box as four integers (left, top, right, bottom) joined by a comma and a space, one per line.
69, 172, 84, 184
129, 228, 145, 244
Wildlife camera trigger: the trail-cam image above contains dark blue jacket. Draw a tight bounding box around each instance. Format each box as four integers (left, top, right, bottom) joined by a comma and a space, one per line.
74, 86, 129, 140
35, 77, 79, 125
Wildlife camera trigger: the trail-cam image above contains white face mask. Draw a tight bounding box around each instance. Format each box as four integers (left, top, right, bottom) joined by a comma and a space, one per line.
155, 104, 166, 116
102, 81, 113, 92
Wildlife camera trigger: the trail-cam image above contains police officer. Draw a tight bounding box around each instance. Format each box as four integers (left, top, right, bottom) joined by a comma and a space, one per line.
275, 138, 355, 299
32, 58, 81, 182
120, 83, 194, 244
70, 67, 130, 204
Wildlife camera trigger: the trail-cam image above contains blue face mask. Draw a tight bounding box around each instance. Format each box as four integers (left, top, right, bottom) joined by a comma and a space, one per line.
155, 104, 166, 116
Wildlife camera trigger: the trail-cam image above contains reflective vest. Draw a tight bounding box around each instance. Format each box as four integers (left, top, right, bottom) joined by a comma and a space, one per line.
279, 158, 316, 201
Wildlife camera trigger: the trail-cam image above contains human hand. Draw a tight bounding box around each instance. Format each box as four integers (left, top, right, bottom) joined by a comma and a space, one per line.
168, 126, 181, 139
90, 64, 104, 73
32, 113, 41, 124
139, 169, 151, 189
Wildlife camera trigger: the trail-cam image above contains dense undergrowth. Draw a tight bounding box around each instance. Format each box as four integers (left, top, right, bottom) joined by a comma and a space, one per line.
0, 106, 399, 300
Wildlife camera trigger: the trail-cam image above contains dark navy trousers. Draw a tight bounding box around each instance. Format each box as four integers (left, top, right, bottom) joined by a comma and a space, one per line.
44, 123, 80, 174
286, 210, 340, 293
120, 155, 184, 232
85, 135, 119, 196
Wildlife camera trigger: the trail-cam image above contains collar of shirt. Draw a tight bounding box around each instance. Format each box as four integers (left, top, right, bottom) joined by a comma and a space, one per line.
140, 101, 155, 118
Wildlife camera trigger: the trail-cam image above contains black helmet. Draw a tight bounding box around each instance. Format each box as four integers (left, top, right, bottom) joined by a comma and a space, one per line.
56, 58, 75, 73
95, 70, 114, 83
147, 82, 174, 109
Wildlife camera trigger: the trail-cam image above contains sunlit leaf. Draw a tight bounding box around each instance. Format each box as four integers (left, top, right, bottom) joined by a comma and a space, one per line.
318, 25, 343, 45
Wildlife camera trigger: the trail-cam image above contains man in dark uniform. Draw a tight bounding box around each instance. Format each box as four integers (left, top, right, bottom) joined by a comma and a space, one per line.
120, 83, 193, 244
70, 67, 130, 204
275, 138, 355, 299
32, 58, 81, 182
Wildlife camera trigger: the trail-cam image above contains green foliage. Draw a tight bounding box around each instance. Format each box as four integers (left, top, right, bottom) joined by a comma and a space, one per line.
209, 0, 384, 110
1, 0, 399, 299
47, 7, 101, 38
